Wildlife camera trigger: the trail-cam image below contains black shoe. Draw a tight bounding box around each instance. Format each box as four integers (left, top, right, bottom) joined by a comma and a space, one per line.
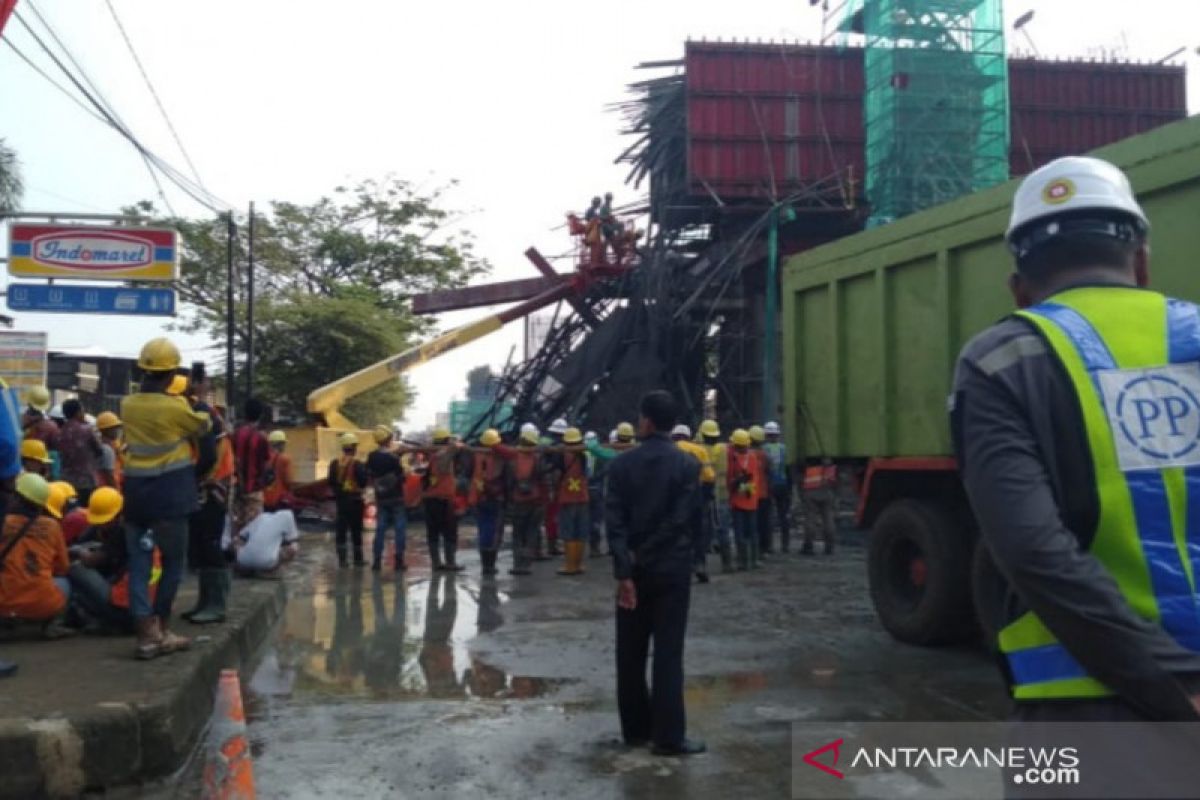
444, 562, 464, 572
652, 739, 706, 757
394, 559, 407, 572
371, 559, 382, 572
696, 572, 710, 584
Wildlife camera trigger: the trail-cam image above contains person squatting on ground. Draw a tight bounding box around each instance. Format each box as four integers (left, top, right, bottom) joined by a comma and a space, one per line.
727, 429, 761, 571
422, 428, 470, 572
121, 337, 211, 660
20, 438, 52, 479
762, 421, 793, 554
471, 429, 511, 576
606, 390, 705, 757
329, 433, 369, 567
231, 509, 299, 576
182, 365, 235, 625
508, 424, 549, 575
366, 425, 407, 572
801, 458, 838, 556
0, 474, 72, 638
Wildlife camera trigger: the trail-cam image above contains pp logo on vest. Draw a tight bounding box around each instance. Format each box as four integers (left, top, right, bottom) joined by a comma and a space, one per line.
1098, 364, 1200, 472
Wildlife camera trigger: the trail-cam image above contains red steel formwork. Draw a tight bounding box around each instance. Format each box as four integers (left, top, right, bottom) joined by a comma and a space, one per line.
684, 41, 1188, 202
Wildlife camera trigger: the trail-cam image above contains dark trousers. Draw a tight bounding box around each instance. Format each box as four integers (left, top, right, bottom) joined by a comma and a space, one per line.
510, 503, 542, 570
423, 497, 458, 566
188, 490, 228, 569
335, 495, 365, 558
616, 569, 692, 748
588, 483, 605, 553
771, 484, 792, 552
67, 563, 133, 632
756, 500, 772, 553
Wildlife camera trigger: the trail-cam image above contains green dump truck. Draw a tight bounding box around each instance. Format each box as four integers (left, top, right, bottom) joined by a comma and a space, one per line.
782, 115, 1200, 646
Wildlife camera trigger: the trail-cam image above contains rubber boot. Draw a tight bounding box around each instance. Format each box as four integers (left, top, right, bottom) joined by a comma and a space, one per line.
557, 542, 575, 575
719, 542, 734, 574
736, 540, 749, 571
443, 536, 463, 572
571, 541, 586, 575
394, 553, 407, 572
427, 533, 444, 571
337, 547, 349, 568
749, 534, 762, 570
353, 547, 367, 568
481, 550, 498, 576
190, 569, 229, 625
181, 569, 210, 622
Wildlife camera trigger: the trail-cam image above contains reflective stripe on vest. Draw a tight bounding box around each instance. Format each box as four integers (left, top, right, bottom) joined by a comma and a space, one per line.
1000, 288, 1200, 700
803, 466, 836, 491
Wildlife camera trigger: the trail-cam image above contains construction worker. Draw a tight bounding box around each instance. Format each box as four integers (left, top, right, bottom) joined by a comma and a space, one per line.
748, 425, 772, 556
366, 425, 406, 572
552, 427, 590, 576
727, 429, 760, 570
182, 363, 235, 625
471, 429, 511, 576
762, 421, 792, 554
584, 431, 606, 558
264, 430, 295, 513
952, 155, 1200, 724
671, 424, 715, 583
329, 433, 369, 568
699, 420, 733, 572
423, 428, 467, 572
800, 458, 837, 556
20, 385, 58, 449
543, 417, 569, 558
95, 411, 124, 489
121, 337, 211, 659
58, 399, 101, 505
613, 421, 637, 450
20, 438, 52, 477
509, 423, 548, 575
0, 473, 72, 637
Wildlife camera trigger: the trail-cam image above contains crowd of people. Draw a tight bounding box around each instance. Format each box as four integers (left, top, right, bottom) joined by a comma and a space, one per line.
326, 410, 840, 583
0, 336, 301, 667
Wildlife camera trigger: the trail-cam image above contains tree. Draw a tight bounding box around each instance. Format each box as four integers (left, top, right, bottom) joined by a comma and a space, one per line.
0, 139, 23, 213
134, 177, 488, 425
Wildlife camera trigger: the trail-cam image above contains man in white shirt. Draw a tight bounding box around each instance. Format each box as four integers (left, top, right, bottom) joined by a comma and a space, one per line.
233, 510, 300, 575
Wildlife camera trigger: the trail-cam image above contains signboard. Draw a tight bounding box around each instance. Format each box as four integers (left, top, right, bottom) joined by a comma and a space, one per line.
0, 331, 48, 393
6, 223, 179, 281
6, 284, 176, 316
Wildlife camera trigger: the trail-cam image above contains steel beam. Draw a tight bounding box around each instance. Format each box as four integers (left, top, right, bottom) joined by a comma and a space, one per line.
411, 275, 566, 315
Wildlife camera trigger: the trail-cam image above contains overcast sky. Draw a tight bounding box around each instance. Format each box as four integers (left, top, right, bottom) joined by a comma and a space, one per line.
1, 0, 1197, 428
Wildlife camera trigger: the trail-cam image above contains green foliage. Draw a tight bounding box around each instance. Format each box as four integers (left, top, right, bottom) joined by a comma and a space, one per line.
131, 177, 488, 423
0, 139, 23, 213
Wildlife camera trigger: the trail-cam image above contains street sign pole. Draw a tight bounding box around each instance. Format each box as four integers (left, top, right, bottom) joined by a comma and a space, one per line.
226, 212, 237, 419
246, 201, 255, 401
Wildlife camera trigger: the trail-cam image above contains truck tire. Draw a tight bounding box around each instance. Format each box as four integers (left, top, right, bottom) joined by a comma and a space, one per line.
971, 539, 1009, 653
868, 499, 973, 645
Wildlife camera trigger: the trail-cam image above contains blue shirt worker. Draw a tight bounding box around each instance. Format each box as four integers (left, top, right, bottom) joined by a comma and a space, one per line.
762, 421, 792, 554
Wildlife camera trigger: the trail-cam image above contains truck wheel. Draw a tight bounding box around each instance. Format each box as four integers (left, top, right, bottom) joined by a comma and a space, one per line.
868, 499, 973, 645
971, 539, 1009, 652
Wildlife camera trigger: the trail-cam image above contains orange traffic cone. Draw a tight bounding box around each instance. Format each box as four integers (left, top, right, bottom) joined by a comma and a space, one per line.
201, 669, 256, 800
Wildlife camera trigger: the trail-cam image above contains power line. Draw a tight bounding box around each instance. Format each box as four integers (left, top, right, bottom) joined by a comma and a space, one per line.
11, 7, 230, 213
103, 0, 205, 187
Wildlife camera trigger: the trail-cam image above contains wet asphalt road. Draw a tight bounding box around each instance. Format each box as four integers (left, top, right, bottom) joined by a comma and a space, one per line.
162, 522, 1008, 800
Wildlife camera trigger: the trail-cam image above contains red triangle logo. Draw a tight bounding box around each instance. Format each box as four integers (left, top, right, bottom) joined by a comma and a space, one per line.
803, 738, 845, 780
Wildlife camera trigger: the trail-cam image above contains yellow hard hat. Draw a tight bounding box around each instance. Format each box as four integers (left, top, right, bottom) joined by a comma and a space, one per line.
372, 425, 393, 444
699, 419, 720, 438
749, 425, 766, 444
16, 472, 51, 511
86, 487, 124, 525
268, 430, 288, 444
731, 429, 751, 448
563, 427, 583, 445
25, 386, 51, 412
137, 337, 182, 372
338, 432, 359, 448
616, 421, 635, 440
480, 429, 501, 447
20, 438, 52, 464
432, 427, 451, 443
96, 411, 122, 431
166, 374, 189, 396
50, 481, 77, 500
45, 482, 71, 519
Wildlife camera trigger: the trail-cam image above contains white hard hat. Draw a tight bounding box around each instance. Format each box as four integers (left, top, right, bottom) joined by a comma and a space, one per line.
764, 421, 781, 435
671, 424, 691, 439
549, 418, 569, 435
520, 422, 539, 437
1006, 156, 1148, 257
584, 431, 597, 442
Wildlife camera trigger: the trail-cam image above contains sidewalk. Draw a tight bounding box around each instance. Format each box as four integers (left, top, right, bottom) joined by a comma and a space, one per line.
0, 575, 286, 799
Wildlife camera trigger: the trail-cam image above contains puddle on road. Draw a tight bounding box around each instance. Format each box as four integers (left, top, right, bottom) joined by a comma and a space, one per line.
245, 566, 573, 719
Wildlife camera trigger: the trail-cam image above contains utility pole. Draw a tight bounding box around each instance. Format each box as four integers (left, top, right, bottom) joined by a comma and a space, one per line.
225, 212, 237, 417
246, 201, 255, 400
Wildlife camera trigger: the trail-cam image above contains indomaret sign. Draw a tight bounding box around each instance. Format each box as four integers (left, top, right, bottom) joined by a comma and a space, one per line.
6, 223, 179, 281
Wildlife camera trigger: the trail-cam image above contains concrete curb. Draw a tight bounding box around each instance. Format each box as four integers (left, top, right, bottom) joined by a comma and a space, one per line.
0, 579, 286, 799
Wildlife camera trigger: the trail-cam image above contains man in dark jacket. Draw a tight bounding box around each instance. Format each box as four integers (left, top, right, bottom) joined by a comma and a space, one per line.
605, 390, 704, 756
366, 426, 407, 572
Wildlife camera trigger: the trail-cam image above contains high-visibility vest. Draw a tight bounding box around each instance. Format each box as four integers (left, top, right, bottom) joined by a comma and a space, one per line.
423, 447, 458, 500
999, 287, 1200, 701
676, 440, 715, 484
557, 450, 589, 505
727, 450, 759, 511
264, 452, 292, 508
751, 448, 769, 500
335, 456, 363, 495
705, 442, 728, 499
511, 448, 542, 504
803, 465, 836, 492
470, 450, 505, 505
